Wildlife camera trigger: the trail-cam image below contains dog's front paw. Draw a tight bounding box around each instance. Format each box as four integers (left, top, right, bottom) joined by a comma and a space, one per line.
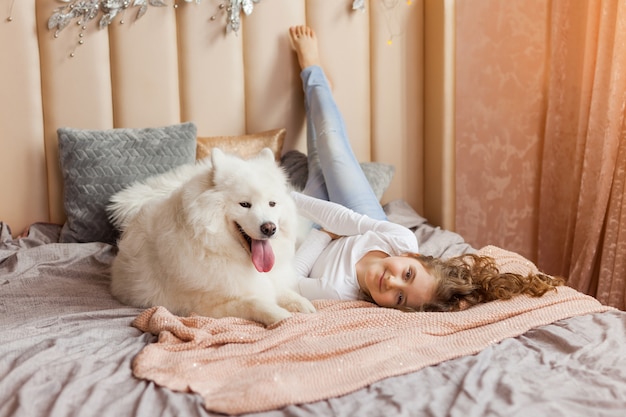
277, 290, 316, 314
258, 307, 293, 326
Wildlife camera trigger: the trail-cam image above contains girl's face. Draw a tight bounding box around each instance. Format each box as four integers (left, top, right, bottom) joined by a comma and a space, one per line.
357, 253, 435, 310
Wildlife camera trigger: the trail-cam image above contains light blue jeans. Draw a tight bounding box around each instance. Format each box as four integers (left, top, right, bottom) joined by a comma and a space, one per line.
300, 65, 387, 221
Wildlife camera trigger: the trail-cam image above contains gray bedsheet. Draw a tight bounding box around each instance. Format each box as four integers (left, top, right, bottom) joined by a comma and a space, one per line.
1, 202, 625, 417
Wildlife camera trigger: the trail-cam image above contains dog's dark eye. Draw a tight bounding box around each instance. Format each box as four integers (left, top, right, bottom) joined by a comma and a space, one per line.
240, 202, 251, 208
269, 201, 276, 207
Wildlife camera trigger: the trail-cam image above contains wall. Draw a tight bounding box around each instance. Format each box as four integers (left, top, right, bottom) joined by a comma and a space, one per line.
423, 0, 456, 231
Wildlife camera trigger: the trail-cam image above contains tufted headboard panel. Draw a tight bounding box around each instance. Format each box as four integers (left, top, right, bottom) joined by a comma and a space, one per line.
0, 0, 432, 236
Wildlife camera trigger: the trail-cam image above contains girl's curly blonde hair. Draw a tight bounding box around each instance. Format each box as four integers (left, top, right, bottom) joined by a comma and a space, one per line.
360, 253, 565, 312
410, 253, 565, 312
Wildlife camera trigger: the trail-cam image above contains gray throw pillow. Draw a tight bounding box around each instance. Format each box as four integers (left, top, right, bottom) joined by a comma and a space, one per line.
280, 150, 395, 201
359, 161, 396, 201
57, 122, 197, 244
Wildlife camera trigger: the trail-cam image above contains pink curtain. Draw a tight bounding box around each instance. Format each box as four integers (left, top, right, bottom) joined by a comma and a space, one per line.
537, 0, 626, 309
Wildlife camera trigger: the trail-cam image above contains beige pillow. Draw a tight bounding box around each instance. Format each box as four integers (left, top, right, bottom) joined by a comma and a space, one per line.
196, 128, 286, 161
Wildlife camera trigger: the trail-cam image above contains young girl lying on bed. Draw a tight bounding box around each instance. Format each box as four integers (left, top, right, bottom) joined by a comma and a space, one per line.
289, 25, 564, 312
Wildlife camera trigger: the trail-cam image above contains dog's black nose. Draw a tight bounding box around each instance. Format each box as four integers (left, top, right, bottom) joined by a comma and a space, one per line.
261, 222, 276, 237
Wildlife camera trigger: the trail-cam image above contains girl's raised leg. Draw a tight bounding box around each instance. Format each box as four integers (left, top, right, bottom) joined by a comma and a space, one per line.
289, 25, 387, 221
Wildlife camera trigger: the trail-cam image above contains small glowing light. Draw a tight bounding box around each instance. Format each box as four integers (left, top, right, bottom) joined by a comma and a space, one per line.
407, 0, 412, 5
387, 39, 393, 45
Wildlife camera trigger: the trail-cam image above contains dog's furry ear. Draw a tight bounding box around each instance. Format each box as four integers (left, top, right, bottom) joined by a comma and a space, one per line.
211, 147, 226, 168
210, 148, 234, 184
257, 147, 275, 161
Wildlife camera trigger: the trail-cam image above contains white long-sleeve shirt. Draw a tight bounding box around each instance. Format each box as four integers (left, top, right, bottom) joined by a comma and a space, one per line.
291, 192, 419, 301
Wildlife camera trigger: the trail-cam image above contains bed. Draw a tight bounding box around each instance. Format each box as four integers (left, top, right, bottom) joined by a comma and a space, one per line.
2, 2, 626, 417
2, 206, 626, 417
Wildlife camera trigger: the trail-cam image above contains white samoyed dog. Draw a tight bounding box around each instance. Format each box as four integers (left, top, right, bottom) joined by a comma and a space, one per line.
108, 147, 315, 326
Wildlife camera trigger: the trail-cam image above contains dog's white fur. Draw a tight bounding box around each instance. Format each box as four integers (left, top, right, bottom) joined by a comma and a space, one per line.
108, 148, 315, 326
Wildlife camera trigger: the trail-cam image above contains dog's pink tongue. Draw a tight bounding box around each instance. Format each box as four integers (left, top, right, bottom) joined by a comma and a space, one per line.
251, 239, 275, 273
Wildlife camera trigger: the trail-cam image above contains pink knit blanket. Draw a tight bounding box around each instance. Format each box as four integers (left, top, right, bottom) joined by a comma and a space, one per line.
131, 246, 612, 415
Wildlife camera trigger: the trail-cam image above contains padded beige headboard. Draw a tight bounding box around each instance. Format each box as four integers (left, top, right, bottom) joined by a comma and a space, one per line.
0, 0, 431, 236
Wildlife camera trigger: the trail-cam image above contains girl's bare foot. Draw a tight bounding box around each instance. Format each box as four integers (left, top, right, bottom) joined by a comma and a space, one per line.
289, 25, 321, 70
